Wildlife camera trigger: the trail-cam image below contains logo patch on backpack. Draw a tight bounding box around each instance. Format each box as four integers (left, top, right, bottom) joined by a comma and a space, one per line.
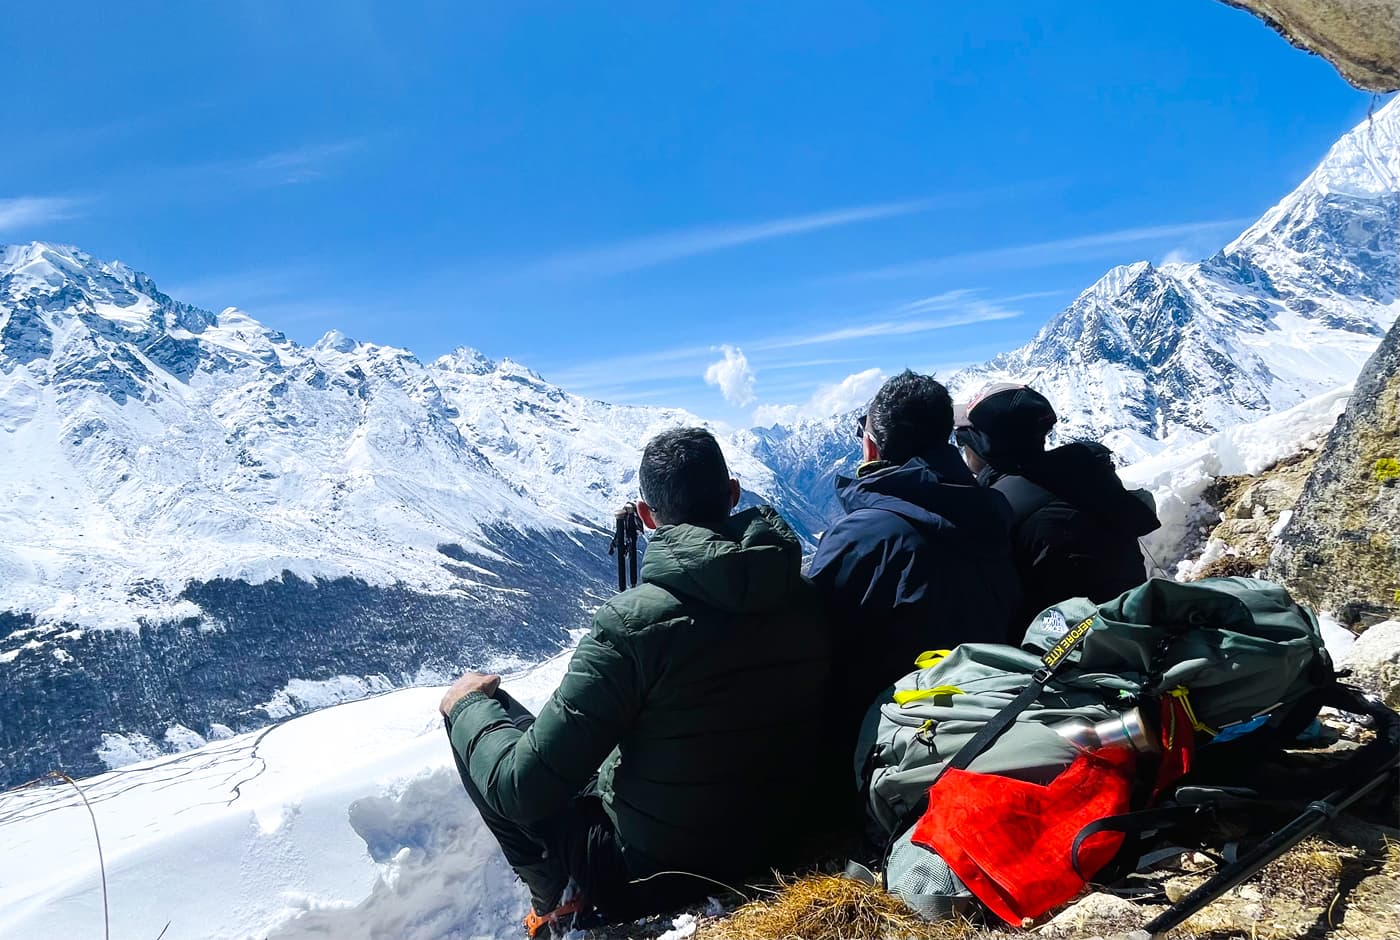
1043, 615, 1096, 668
1026, 609, 1068, 648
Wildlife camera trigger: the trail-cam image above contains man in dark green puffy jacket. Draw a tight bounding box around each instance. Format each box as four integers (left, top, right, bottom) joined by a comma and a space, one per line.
439, 427, 833, 933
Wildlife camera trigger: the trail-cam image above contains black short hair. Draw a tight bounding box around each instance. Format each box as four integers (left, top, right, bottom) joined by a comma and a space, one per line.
867, 370, 954, 464
639, 427, 732, 527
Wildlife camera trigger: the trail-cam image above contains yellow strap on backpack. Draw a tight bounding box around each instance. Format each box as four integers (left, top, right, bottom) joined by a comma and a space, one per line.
1167, 686, 1217, 736
913, 649, 952, 669
893, 684, 964, 706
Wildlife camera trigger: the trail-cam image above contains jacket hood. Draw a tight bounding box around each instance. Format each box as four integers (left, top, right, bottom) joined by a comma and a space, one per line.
640, 506, 805, 614
996, 442, 1161, 536
834, 443, 1014, 546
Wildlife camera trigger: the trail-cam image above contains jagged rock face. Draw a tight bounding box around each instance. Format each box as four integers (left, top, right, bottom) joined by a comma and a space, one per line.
735, 419, 859, 539
1221, 0, 1400, 92
1268, 315, 1400, 625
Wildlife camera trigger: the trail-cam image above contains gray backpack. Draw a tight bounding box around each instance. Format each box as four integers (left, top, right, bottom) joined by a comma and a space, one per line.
867, 576, 1334, 837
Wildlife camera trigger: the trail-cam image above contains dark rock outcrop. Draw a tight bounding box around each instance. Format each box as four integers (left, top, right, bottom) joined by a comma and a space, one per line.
1268, 317, 1400, 625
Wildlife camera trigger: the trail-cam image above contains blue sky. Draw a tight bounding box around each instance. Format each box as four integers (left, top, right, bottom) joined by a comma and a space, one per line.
1, 1, 1391, 426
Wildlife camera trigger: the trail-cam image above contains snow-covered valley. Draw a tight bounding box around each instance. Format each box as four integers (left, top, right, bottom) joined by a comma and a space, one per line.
0, 650, 573, 940
0, 95, 1397, 938
0, 380, 1371, 940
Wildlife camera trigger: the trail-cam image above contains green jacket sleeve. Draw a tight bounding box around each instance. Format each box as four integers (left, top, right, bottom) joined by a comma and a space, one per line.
448, 613, 644, 825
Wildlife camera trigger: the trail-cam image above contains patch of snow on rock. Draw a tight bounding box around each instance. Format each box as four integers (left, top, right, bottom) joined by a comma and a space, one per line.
1337, 620, 1400, 706
1121, 384, 1350, 574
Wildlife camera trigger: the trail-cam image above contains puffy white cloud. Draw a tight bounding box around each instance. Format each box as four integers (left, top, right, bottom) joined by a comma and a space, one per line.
752, 367, 886, 427
703, 345, 757, 407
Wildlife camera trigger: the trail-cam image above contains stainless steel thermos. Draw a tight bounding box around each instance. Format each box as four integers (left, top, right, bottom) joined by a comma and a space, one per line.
1052, 707, 1158, 753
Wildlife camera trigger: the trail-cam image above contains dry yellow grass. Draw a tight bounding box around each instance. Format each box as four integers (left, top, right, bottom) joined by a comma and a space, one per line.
700, 874, 975, 940
684, 834, 1400, 940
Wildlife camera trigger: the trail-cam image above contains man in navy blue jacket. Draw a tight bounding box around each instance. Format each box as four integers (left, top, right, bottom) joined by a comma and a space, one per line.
809, 371, 1021, 742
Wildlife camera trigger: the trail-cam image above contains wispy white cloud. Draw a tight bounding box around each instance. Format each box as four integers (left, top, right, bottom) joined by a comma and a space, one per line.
752, 367, 887, 427
542, 344, 716, 391
517, 198, 940, 280
759, 356, 870, 372
752, 302, 1023, 351
843, 219, 1252, 281
245, 140, 366, 185
704, 345, 757, 407
543, 287, 1039, 395
150, 139, 368, 194
0, 196, 84, 232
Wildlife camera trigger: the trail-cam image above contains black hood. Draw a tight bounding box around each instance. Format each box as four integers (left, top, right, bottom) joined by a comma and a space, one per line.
986, 442, 1160, 537
836, 443, 1014, 546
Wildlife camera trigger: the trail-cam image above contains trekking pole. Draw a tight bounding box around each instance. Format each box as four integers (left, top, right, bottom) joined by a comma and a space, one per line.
624, 504, 640, 588
608, 503, 642, 592
1143, 763, 1397, 937
611, 509, 628, 592
1138, 538, 1170, 580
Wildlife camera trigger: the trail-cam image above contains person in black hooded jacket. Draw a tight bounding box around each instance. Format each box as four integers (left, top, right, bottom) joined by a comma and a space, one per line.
954, 383, 1162, 632
809, 371, 1021, 745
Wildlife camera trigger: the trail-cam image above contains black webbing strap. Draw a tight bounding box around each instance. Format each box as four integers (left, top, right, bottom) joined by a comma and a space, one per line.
1069, 804, 1210, 881
930, 612, 1098, 786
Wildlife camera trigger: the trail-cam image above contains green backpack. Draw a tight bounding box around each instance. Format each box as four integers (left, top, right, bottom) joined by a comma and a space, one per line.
867, 576, 1335, 837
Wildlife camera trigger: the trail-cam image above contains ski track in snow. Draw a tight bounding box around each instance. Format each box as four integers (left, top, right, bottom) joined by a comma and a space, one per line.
0, 650, 573, 940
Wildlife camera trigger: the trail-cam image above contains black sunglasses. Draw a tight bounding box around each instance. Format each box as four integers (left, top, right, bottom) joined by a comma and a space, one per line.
854, 413, 868, 440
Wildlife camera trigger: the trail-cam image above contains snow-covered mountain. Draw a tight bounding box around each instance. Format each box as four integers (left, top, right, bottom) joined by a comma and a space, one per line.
948, 98, 1399, 460
0, 244, 787, 786
2, 99, 1396, 788
742, 98, 1400, 529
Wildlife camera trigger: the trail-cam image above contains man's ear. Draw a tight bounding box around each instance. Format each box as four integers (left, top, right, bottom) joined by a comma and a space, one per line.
636, 500, 660, 529
862, 433, 880, 463
728, 478, 741, 509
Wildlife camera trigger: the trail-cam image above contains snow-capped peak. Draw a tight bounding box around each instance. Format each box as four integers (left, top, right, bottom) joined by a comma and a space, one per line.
1228, 96, 1400, 254
313, 328, 360, 353
433, 345, 497, 375
1083, 260, 1155, 305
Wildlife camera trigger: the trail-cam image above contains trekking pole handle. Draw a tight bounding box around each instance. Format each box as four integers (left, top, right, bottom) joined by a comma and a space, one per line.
611, 502, 641, 592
